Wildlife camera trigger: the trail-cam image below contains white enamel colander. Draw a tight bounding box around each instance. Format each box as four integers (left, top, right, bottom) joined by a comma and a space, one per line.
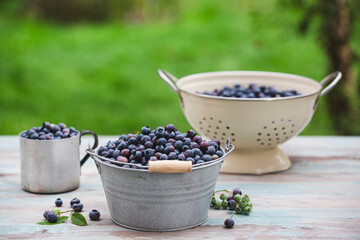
158, 70, 341, 175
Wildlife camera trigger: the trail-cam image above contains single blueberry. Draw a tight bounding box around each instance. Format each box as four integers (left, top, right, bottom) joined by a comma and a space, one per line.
224, 218, 234, 228
168, 152, 178, 160
39, 135, 47, 140
216, 150, 223, 158
70, 198, 80, 206
165, 124, 176, 133
58, 123, 66, 130
55, 198, 63, 207
186, 157, 195, 164
155, 127, 165, 138
177, 154, 186, 160
127, 137, 138, 145
187, 130, 196, 138
202, 154, 213, 162
206, 146, 216, 155
89, 209, 100, 221
141, 126, 151, 135
47, 212, 58, 223
134, 151, 143, 161
43, 209, 50, 219
164, 145, 175, 154
156, 138, 167, 146
72, 203, 83, 212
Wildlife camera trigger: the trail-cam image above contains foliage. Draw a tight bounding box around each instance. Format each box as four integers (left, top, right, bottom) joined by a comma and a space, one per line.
0, 0, 359, 135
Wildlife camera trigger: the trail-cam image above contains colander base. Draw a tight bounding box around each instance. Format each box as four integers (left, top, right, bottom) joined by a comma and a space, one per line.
220, 147, 291, 175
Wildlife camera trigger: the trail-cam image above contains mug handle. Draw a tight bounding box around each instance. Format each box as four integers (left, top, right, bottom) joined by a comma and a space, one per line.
80, 130, 99, 167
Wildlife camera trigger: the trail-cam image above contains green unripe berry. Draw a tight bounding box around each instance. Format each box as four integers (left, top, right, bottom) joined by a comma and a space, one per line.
221, 200, 228, 209
243, 194, 250, 202
51, 208, 61, 217
233, 194, 241, 203
240, 199, 248, 209
220, 193, 227, 201
243, 206, 251, 215
214, 200, 222, 209
210, 196, 217, 207
235, 205, 242, 214
249, 203, 253, 210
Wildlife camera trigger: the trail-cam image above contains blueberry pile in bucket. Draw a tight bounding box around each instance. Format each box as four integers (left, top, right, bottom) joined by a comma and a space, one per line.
96, 124, 223, 168
200, 83, 301, 98
20, 122, 78, 140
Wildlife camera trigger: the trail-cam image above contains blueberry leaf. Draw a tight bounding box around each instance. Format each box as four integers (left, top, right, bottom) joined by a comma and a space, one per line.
37, 216, 68, 225
71, 213, 88, 226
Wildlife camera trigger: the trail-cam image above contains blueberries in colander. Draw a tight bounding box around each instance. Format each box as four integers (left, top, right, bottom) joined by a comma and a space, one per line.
20, 122, 78, 140
199, 83, 301, 98
96, 125, 223, 168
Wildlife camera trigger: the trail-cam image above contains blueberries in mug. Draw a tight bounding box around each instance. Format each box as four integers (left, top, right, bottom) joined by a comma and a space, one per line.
20, 122, 79, 140
97, 125, 223, 167
200, 83, 301, 98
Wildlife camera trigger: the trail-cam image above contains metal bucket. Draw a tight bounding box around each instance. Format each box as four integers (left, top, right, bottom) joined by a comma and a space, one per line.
88, 142, 233, 232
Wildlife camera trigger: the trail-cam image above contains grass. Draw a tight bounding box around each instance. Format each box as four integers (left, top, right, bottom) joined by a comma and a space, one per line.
0, 0, 348, 135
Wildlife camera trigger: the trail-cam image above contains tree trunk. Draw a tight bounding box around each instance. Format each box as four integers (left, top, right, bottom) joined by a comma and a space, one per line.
324, 0, 358, 134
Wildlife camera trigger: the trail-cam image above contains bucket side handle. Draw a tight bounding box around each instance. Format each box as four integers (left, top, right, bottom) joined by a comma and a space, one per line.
319, 71, 342, 97
148, 160, 192, 173
158, 69, 179, 95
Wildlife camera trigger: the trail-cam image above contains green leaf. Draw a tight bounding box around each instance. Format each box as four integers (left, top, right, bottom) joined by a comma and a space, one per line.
71, 213, 88, 226
37, 216, 68, 225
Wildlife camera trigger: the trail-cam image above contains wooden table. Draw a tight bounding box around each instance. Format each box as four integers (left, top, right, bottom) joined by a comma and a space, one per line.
0, 136, 359, 239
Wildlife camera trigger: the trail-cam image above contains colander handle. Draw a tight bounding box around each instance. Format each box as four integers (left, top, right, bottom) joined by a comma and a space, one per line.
157, 69, 179, 95
319, 71, 342, 96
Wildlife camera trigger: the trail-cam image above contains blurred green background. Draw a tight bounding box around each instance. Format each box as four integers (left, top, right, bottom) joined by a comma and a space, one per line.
0, 0, 359, 135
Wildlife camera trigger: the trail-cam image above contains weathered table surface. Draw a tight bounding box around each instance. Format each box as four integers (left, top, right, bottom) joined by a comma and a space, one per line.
0, 136, 359, 239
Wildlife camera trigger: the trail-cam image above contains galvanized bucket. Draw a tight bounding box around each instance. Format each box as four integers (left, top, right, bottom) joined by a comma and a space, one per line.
87, 141, 234, 232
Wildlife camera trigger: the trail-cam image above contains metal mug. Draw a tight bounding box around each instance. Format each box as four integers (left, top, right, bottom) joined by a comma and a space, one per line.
19, 130, 98, 194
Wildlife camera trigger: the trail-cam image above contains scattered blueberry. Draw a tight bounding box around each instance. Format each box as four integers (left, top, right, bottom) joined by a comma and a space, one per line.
47, 212, 58, 223
72, 203, 83, 212
224, 218, 235, 228
89, 209, 101, 221
70, 198, 80, 206
55, 198, 63, 207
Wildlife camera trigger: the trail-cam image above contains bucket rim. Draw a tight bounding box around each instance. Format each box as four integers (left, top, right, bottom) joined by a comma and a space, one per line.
90, 146, 228, 173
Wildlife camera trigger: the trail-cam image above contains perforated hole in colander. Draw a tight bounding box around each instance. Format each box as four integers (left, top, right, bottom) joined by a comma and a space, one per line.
199, 116, 235, 143
257, 118, 296, 147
